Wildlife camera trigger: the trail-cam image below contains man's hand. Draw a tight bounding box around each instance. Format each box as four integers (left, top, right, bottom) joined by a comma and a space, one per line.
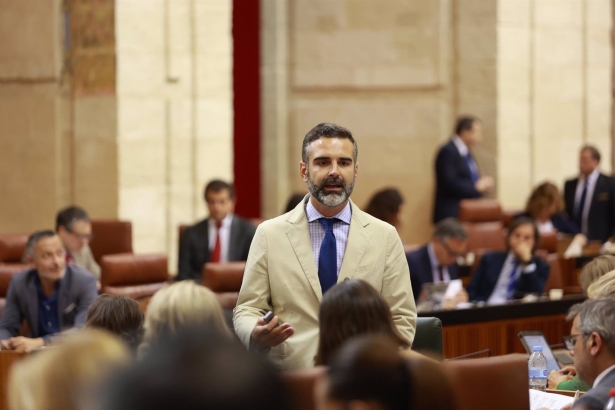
513, 242, 532, 263
250, 316, 294, 348
475, 176, 494, 193
548, 369, 573, 389
3, 337, 45, 352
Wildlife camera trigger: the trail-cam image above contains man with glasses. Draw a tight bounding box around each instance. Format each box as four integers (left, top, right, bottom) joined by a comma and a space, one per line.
56, 206, 100, 279
406, 218, 468, 303
564, 297, 615, 410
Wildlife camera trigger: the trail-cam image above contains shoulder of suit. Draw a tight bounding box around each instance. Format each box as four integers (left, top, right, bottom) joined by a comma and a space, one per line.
11, 269, 33, 285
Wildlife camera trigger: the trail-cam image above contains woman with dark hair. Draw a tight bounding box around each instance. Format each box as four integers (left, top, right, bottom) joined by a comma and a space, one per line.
364, 188, 404, 233
466, 217, 550, 303
315, 279, 411, 366
520, 181, 579, 234
316, 335, 456, 410
86, 294, 144, 351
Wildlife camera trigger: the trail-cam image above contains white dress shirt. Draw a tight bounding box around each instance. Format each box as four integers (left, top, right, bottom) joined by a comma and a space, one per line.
427, 243, 450, 284
593, 363, 615, 388
208, 214, 234, 262
574, 167, 600, 236
487, 253, 519, 305
452, 135, 479, 177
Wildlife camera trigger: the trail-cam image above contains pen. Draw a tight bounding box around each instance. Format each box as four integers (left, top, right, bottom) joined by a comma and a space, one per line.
573, 390, 580, 402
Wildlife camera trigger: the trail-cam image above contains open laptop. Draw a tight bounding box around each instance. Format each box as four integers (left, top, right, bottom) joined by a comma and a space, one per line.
518, 331, 566, 374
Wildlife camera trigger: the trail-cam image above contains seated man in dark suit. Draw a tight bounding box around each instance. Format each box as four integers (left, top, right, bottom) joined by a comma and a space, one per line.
433, 116, 494, 223
0, 230, 98, 351
467, 217, 550, 303
566, 298, 615, 410
177, 180, 256, 281
564, 145, 615, 242
406, 218, 468, 302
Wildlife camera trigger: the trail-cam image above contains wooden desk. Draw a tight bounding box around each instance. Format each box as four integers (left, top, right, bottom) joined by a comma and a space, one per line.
0, 351, 28, 410
419, 295, 585, 359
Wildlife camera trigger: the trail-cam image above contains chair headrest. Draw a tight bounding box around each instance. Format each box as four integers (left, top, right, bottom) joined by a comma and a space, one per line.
0, 234, 29, 263
458, 199, 502, 223
90, 220, 133, 264
0, 264, 29, 296
101, 253, 168, 287
202, 262, 246, 292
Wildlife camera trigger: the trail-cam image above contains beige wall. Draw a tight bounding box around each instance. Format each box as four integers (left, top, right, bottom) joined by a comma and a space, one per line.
262, 0, 613, 245
116, 0, 233, 272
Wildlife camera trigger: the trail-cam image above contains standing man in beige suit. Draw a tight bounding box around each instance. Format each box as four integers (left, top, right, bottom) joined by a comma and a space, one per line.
233, 123, 416, 370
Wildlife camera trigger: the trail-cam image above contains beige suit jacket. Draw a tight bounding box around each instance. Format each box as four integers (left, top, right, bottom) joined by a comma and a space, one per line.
233, 198, 417, 370
70, 244, 101, 279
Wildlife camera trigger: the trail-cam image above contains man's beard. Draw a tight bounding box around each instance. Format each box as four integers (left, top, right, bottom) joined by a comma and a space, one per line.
306, 171, 355, 207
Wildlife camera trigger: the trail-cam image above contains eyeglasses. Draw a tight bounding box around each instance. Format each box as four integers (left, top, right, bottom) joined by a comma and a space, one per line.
563, 333, 586, 351
67, 229, 93, 242
441, 239, 466, 259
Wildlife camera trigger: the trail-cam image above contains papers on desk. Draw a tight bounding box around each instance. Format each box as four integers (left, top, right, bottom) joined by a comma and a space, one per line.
529, 389, 574, 410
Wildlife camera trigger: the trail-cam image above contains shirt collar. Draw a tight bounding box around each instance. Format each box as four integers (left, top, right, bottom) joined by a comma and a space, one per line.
452, 135, 469, 157
593, 363, 615, 388
33, 273, 62, 298
209, 213, 234, 229
427, 242, 440, 270
305, 198, 352, 224
581, 167, 600, 186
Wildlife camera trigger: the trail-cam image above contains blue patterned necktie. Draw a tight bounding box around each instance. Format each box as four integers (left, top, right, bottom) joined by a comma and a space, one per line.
464, 153, 480, 184
506, 262, 520, 300
318, 218, 340, 294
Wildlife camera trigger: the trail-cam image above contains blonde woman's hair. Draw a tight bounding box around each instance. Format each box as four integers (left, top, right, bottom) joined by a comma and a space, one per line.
8, 329, 130, 410
525, 182, 563, 219
579, 255, 615, 292
587, 269, 615, 299
139, 281, 230, 355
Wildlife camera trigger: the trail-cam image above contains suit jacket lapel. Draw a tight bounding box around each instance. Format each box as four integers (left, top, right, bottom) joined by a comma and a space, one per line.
25, 273, 39, 336
57, 268, 71, 329
228, 217, 239, 260
588, 174, 606, 218
285, 200, 323, 300
419, 246, 434, 284
338, 201, 371, 282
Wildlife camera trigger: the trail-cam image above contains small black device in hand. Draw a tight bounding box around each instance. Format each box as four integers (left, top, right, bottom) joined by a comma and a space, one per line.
263, 311, 279, 327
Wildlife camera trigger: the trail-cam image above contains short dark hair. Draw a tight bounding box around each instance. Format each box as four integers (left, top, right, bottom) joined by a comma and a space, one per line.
203, 180, 235, 201
316, 279, 409, 366
86, 295, 144, 351
301, 123, 358, 164
283, 193, 306, 214
506, 216, 540, 253
364, 188, 404, 227
433, 218, 467, 241
455, 115, 479, 136
26, 230, 57, 257
56, 206, 90, 231
581, 145, 601, 162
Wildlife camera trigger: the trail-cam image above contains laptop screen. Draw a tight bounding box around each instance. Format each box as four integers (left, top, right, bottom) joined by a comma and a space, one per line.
520, 334, 561, 374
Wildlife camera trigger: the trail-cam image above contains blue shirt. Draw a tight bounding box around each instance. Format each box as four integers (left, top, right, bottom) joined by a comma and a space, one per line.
34, 275, 61, 337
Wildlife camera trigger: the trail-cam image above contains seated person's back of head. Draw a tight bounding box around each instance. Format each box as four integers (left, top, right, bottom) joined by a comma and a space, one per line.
316, 279, 409, 366
284, 193, 307, 213
579, 255, 615, 294
98, 326, 291, 410
139, 281, 231, 356
316, 335, 456, 410
364, 188, 404, 231
86, 294, 144, 351
8, 329, 131, 410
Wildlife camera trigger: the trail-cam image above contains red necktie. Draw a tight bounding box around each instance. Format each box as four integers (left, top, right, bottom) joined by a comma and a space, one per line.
210, 221, 222, 262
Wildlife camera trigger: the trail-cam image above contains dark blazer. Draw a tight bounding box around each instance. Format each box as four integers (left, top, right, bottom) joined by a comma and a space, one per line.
466, 251, 550, 302
177, 215, 256, 281
406, 245, 460, 301
433, 140, 481, 223
0, 266, 98, 343
515, 212, 580, 235
564, 173, 615, 242
573, 367, 615, 410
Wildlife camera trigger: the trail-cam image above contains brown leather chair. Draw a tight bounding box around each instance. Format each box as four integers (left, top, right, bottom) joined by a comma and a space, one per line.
90, 220, 133, 265
202, 262, 246, 310
100, 253, 169, 299
0, 233, 28, 264
544, 253, 563, 292
0, 264, 28, 314
444, 354, 529, 410
537, 231, 557, 253
459, 199, 506, 252
501, 209, 519, 228
282, 367, 327, 410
